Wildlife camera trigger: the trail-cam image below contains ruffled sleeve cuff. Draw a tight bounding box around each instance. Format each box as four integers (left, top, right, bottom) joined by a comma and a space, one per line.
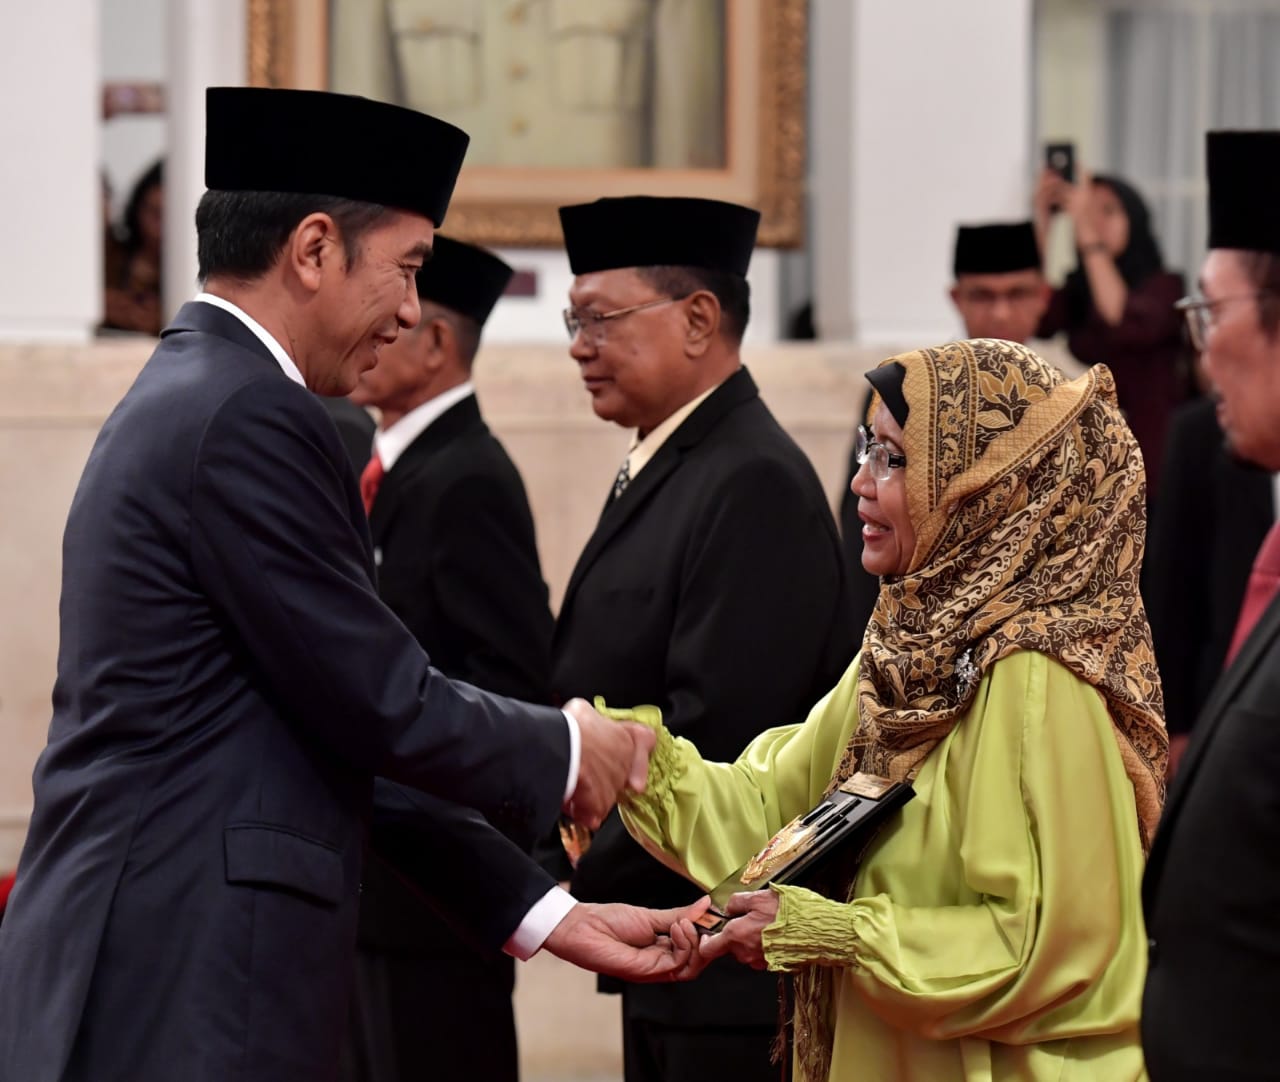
761, 883, 861, 973
596, 697, 686, 820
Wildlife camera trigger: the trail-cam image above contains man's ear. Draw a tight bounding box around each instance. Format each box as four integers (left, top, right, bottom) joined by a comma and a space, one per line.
287, 212, 341, 293
684, 291, 720, 357
948, 284, 962, 310
420, 316, 452, 374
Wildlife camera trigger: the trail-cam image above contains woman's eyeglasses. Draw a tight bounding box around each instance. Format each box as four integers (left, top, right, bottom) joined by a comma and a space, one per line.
855, 425, 907, 482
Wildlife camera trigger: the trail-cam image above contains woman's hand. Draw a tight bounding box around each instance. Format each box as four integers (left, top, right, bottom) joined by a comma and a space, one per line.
1062, 169, 1102, 247
696, 889, 781, 970
1033, 166, 1070, 224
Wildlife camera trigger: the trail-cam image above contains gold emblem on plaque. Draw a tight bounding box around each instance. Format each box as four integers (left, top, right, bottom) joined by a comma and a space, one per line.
739, 815, 819, 889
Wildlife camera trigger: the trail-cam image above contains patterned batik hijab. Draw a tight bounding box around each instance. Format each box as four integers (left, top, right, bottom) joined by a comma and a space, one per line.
792, 338, 1168, 1082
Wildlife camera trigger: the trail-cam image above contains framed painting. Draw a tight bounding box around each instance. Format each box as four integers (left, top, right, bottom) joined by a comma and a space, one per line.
247, 0, 806, 246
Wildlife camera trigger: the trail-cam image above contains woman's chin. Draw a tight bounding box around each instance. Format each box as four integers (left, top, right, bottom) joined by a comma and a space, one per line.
860, 555, 891, 578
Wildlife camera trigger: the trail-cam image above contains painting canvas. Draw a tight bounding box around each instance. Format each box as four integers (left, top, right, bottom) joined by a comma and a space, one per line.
248, 0, 805, 246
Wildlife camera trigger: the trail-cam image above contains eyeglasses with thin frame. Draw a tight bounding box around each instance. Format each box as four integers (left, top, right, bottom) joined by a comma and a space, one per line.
562, 295, 687, 345
855, 424, 907, 482
1175, 291, 1271, 352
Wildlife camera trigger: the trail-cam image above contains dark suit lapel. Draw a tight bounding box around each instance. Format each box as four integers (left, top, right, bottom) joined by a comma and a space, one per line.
368, 395, 483, 546
1147, 591, 1280, 898
559, 368, 759, 611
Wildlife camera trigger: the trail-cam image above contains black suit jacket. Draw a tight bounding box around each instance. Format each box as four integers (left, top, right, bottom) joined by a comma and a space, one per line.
1142, 588, 1280, 1080
318, 395, 375, 473
1143, 396, 1274, 734
360, 394, 554, 955
0, 302, 566, 1082
554, 368, 857, 1027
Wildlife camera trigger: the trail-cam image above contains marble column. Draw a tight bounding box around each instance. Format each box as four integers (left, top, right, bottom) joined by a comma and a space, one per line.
810, 0, 1035, 348
0, 0, 100, 341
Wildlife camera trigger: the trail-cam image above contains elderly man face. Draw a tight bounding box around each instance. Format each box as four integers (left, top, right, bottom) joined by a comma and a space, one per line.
1196, 249, 1280, 471
565, 268, 706, 436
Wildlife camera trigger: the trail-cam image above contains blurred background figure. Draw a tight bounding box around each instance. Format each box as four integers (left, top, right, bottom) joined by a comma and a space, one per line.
948, 220, 1051, 343
101, 159, 164, 336
1034, 168, 1188, 494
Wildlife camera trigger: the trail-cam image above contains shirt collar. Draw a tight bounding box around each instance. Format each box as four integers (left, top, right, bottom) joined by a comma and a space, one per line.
194, 292, 306, 387
375, 382, 476, 472
625, 380, 724, 481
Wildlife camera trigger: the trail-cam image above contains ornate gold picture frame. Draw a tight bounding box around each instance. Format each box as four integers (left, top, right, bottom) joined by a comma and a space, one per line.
247, 0, 806, 247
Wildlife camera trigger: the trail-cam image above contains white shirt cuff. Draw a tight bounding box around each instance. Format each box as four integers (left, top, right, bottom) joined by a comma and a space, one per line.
561, 707, 581, 804
504, 886, 578, 960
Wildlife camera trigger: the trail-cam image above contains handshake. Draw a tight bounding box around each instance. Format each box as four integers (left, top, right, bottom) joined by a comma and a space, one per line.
561, 697, 657, 830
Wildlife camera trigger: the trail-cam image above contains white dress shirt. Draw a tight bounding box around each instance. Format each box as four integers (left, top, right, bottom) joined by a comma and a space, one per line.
618, 379, 723, 482
373, 381, 475, 470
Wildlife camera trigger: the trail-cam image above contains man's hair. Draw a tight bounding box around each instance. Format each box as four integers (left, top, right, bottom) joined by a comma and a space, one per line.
195, 190, 393, 283
421, 300, 483, 368
634, 265, 751, 345
1237, 250, 1280, 340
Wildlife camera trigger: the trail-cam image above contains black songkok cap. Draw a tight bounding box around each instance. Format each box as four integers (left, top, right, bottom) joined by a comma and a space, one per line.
866, 361, 909, 428
1207, 130, 1280, 254
204, 87, 469, 227
559, 196, 760, 276
953, 221, 1041, 277
415, 236, 514, 326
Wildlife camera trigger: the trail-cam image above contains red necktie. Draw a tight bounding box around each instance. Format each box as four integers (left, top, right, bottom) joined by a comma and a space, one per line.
1225, 521, 1280, 667
359, 452, 385, 516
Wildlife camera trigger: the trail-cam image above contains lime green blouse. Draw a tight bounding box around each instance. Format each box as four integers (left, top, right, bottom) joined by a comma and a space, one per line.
619, 650, 1150, 1081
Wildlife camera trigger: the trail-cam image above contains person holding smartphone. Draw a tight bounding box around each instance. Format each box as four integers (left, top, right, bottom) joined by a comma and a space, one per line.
1033, 155, 1188, 496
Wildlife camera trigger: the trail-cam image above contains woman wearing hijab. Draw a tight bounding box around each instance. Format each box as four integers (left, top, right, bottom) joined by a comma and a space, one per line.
102, 159, 164, 336
612, 339, 1167, 1081
1033, 170, 1187, 493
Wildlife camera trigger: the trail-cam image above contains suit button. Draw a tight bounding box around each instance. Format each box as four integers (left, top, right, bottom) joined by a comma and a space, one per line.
1147, 936, 1158, 964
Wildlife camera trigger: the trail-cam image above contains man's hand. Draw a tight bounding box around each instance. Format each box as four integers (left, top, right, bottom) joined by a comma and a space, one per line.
696, 889, 780, 970
543, 898, 714, 983
564, 698, 655, 829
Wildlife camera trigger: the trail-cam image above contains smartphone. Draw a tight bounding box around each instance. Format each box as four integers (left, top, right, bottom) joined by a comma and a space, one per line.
1045, 142, 1076, 185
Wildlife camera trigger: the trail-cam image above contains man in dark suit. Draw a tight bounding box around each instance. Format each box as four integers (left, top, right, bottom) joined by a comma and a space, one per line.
342, 236, 551, 1082
550, 196, 857, 1082
1144, 394, 1274, 774
839, 221, 1050, 636
0, 89, 702, 1082
1141, 130, 1280, 1081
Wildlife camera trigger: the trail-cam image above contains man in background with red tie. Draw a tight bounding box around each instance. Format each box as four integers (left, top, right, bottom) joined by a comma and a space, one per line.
1141, 130, 1280, 1082
344, 236, 553, 1082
